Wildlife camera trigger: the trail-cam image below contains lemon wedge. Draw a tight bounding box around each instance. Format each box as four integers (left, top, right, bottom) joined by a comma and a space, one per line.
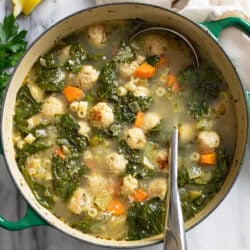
12, 0, 42, 17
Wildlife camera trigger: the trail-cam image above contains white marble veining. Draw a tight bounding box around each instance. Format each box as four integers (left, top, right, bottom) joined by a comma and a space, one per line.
0, 1, 250, 249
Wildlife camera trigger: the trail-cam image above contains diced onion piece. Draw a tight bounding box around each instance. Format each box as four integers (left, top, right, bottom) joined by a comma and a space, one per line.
24, 133, 36, 144
143, 156, 155, 170
186, 164, 202, 179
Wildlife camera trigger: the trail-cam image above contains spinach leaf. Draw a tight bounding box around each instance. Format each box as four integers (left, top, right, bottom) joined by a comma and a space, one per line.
92, 124, 123, 141
114, 40, 135, 64
22, 168, 54, 209
15, 139, 50, 169
14, 85, 42, 133
178, 67, 197, 85
125, 162, 156, 179
72, 217, 100, 233
187, 99, 209, 120
179, 64, 222, 120
127, 197, 165, 240
52, 155, 89, 200
114, 93, 152, 123
21, 140, 50, 155
204, 149, 230, 194
97, 61, 118, 100
117, 140, 140, 164
39, 53, 58, 69
36, 67, 65, 92
118, 140, 155, 178
180, 148, 231, 220
57, 114, 88, 152
198, 63, 221, 99
64, 43, 88, 73
146, 55, 160, 67
146, 121, 162, 138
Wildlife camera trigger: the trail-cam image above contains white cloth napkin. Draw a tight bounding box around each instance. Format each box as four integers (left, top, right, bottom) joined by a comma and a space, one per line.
96, 0, 250, 91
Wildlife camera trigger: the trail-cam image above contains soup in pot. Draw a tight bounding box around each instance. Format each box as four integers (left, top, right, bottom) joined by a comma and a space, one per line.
13, 20, 236, 241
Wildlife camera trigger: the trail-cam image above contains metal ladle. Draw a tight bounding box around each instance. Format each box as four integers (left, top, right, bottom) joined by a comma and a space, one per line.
164, 128, 187, 250
130, 27, 199, 70
130, 28, 191, 249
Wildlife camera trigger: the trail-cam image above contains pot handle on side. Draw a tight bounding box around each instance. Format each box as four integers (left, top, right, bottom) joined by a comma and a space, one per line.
0, 147, 47, 230
200, 17, 250, 40
247, 91, 250, 110
200, 18, 250, 111
0, 204, 47, 230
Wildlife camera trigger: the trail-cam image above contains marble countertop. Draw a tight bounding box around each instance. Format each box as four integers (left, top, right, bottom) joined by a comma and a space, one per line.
0, 0, 250, 249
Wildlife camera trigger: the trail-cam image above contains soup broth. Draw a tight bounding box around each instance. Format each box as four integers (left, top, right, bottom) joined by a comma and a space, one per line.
13, 20, 236, 241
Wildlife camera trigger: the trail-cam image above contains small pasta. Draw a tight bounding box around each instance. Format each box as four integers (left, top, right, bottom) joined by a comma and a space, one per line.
117, 87, 127, 96
190, 152, 200, 162
124, 81, 137, 92
155, 87, 166, 97
88, 207, 98, 218
77, 101, 88, 118
70, 101, 80, 112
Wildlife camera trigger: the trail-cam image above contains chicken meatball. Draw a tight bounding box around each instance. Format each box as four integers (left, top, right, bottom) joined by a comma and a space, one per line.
179, 123, 195, 144
87, 24, 106, 47
67, 188, 92, 215
89, 102, 114, 129
148, 178, 167, 200
197, 130, 220, 153
144, 34, 168, 56
142, 112, 160, 133
156, 149, 168, 170
87, 173, 108, 195
118, 61, 139, 79
41, 95, 65, 120
75, 65, 99, 91
123, 127, 146, 150
121, 175, 139, 197
105, 152, 128, 175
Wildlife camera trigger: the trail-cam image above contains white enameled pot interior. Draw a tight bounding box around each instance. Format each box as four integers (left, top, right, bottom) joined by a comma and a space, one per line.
1, 3, 248, 248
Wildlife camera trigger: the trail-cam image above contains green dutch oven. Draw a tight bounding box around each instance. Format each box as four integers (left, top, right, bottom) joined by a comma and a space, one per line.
0, 3, 249, 248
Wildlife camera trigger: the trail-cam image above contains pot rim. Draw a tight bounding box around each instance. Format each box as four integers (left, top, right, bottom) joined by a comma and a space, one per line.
1, 2, 248, 248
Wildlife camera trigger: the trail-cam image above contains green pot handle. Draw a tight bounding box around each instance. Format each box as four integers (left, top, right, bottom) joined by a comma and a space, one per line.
0, 141, 47, 229
200, 17, 250, 40
201, 18, 250, 111
0, 203, 47, 230
247, 91, 250, 110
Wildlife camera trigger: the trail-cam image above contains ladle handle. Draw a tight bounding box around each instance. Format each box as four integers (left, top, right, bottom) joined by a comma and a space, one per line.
164, 128, 187, 250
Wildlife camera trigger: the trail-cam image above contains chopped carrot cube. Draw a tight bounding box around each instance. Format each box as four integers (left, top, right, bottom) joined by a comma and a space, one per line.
134, 111, 144, 128
199, 152, 216, 165
55, 148, 66, 160
107, 199, 125, 215
167, 74, 179, 93
63, 86, 84, 103
134, 62, 156, 79
130, 189, 148, 202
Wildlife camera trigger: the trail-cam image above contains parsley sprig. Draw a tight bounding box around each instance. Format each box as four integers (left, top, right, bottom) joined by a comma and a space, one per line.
0, 14, 27, 103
